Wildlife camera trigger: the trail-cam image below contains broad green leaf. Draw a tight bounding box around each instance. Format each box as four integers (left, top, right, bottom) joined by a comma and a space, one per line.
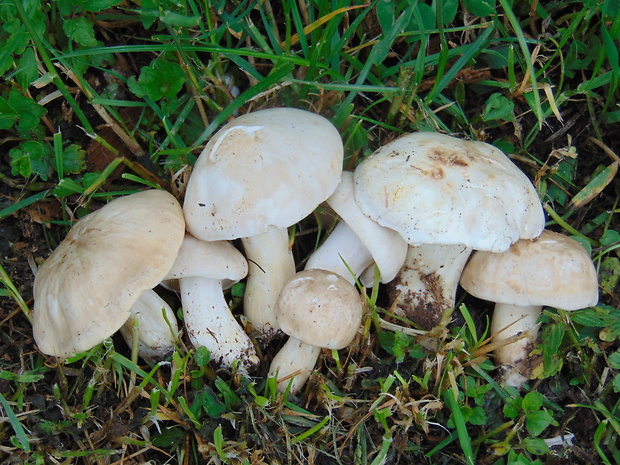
436, 0, 459, 25
9, 140, 52, 179
0, 96, 18, 130
468, 406, 488, 426
8, 89, 46, 133
15, 46, 38, 88
160, 11, 200, 27
63, 16, 98, 47
503, 398, 521, 419
526, 410, 556, 437
523, 437, 550, 455
194, 346, 211, 367
128, 59, 186, 101
600, 229, 620, 246
614, 373, 620, 392
61, 144, 87, 174
375, 0, 394, 33
482, 92, 515, 122
609, 350, 620, 370
600, 257, 620, 295
464, 0, 496, 17
194, 386, 226, 419
522, 391, 543, 412
138, 0, 159, 28
69, 0, 123, 12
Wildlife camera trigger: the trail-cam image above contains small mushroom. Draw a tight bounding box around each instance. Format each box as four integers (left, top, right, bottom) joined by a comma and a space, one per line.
353, 132, 545, 331
164, 234, 258, 370
268, 269, 363, 394
459, 230, 599, 388
120, 289, 179, 362
305, 171, 408, 285
183, 107, 343, 340
33, 190, 185, 358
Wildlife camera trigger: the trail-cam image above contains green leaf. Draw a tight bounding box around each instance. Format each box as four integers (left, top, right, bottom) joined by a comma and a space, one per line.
482, 92, 515, 122
194, 346, 211, 367
160, 11, 200, 27
614, 373, 620, 393
128, 58, 186, 101
375, 0, 394, 33
503, 397, 522, 419
468, 406, 488, 426
526, 410, 556, 437
464, 0, 496, 17
0, 95, 18, 130
570, 308, 608, 327
61, 144, 86, 174
9, 140, 52, 180
63, 16, 98, 47
138, 0, 159, 28
608, 350, 620, 370
523, 437, 550, 455
194, 386, 227, 419
436, 0, 459, 25
8, 89, 47, 133
68, 0, 123, 12
15, 46, 38, 88
600, 229, 620, 246
522, 391, 543, 412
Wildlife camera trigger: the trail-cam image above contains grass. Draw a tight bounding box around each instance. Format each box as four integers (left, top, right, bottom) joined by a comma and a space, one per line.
1, 0, 619, 463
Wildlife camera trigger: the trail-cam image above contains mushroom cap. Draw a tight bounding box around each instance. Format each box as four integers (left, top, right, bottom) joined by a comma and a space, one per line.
164, 234, 248, 283
33, 190, 185, 358
275, 269, 363, 350
326, 171, 408, 283
353, 132, 545, 253
184, 107, 344, 241
459, 230, 599, 310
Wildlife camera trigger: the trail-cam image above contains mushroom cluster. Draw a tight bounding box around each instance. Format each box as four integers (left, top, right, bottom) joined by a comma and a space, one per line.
32, 111, 599, 393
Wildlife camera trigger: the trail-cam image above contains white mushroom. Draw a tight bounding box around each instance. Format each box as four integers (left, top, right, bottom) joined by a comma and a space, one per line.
33, 190, 185, 358
353, 132, 545, 331
459, 230, 599, 388
183, 107, 343, 340
164, 234, 258, 370
305, 172, 408, 286
268, 269, 363, 394
120, 289, 179, 362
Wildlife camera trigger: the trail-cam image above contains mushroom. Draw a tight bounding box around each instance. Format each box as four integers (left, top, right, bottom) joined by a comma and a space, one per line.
268, 269, 363, 394
120, 289, 179, 362
353, 132, 545, 331
183, 107, 343, 340
33, 190, 185, 358
305, 171, 408, 286
459, 230, 599, 388
164, 234, 258, 370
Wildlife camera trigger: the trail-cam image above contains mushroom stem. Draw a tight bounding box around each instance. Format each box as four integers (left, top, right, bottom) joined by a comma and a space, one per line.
120, 289, 179, 362
268, 337, 321, 394
389, 244, 472, 332
490, 303, 542, 388
241, 227, 296, 340
179, 276, 259, 370
304, 221, 374, 285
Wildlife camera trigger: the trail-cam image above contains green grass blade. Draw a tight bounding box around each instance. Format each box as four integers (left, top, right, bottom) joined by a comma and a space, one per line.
0, 392, 31, 452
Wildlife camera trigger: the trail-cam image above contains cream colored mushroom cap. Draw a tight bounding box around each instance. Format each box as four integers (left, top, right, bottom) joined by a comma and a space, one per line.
164, 234, 248, 283
33, 190, 185, 358
459, 230, 599, 309
353, 132, 545, 253
184, 107, 344, 241
275, 269, 363, 350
